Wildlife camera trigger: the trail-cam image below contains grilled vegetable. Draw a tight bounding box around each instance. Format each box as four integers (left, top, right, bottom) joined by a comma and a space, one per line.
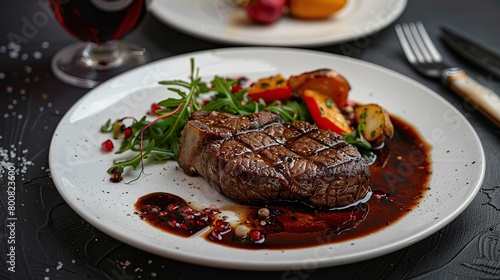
247, 74, 293, 103
303, 89, 352, 134
288, 69, 350, 109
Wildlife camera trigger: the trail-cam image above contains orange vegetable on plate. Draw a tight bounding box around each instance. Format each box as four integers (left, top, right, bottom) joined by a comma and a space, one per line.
248, 74, 293, 103
303, 89, 352, 134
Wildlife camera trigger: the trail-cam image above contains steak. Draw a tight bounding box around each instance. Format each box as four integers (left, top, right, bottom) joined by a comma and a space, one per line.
177, 110, 370, 209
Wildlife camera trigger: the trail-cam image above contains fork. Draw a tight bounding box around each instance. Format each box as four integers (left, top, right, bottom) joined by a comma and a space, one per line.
395, 21, 500, 126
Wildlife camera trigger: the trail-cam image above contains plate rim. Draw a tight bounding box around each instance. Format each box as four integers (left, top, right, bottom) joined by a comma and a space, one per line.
149, 0, 408, 47
48, 47, 485, 270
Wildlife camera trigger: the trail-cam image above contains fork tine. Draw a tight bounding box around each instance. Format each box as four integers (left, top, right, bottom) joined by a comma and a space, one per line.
395, 24, 418, 63
414, 21, 442, 62
408, 22, 434, 63
398, 23, 426, 64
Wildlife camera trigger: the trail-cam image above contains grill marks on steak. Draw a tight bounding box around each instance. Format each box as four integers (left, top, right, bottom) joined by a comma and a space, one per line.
177, 110, 370, 209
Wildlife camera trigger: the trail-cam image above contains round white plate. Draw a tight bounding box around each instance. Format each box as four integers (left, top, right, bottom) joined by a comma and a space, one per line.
49, 48, 485, 270
149, 0, 408, 46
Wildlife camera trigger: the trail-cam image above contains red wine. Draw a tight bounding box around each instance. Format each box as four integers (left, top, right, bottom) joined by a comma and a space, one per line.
48, 0, 147, 43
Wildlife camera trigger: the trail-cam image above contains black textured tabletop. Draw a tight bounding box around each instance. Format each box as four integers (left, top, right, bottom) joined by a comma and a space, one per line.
1, 0, 499, 279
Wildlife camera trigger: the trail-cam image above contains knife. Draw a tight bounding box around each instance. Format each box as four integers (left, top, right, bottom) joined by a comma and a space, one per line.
441, 27, 500, 79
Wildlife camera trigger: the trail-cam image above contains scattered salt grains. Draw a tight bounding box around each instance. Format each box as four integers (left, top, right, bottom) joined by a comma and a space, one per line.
44, 277, 50, 280
0, 45, 6, 53
41, 41, 50, 49
33, 51, 42, 59
0, 72, 5, 79
9, 51, 19, 59
56, 262, 63, 270
0, 146, 35, 180
45, 268, 50, 272
21, 53, 29, 61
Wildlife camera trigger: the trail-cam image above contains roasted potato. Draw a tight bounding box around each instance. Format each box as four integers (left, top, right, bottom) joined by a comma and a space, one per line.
354, 104, 394, 148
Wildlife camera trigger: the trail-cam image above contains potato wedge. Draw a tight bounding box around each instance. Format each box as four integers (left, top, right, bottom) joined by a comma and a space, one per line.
288, 69, 350, 109
354, 104, 394, 146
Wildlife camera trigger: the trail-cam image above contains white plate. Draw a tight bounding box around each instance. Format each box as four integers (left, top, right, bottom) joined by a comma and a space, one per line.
149, 0, 407, 46
49, 48, 485, 270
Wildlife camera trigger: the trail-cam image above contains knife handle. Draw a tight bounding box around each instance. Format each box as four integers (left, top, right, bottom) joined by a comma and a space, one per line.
443, 68, 500, 126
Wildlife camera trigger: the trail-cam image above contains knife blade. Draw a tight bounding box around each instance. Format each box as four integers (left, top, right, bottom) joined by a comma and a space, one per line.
440, 27, 500, 79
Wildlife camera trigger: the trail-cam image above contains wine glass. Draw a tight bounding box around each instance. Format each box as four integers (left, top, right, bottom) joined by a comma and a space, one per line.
48, 0, 151, 88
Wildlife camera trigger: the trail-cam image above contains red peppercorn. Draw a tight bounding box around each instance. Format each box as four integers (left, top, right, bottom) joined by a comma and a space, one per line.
101, 139, 114, 152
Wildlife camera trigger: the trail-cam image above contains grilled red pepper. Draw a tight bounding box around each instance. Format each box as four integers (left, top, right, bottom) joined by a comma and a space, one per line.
303, 89, 352, 134
248, 74, 292, 103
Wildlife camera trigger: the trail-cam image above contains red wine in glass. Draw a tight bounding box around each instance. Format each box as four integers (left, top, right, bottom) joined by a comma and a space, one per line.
48, 0, 151, 88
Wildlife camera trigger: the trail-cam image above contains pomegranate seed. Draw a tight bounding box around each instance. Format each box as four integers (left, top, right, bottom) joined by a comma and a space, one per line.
205, 204, 220, 214
159, 211, 168, 217
184, 215, 195, 223
167, 220, 181, 228
231, 85, 243, 93
179, 206, 193, 215
124, 127, 133, 139
249, 230, 265, 243
101, 139, 114, 152
150, 103, 162, 115
214, 220, 231, 234
209, 230, 222, 241
199, 214, 208, 222
372, 191, 389, 200
167, 203, 180, 212
142, 204, 152, 212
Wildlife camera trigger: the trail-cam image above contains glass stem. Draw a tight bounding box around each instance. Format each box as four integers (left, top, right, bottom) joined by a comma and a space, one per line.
81, 41, 124, 70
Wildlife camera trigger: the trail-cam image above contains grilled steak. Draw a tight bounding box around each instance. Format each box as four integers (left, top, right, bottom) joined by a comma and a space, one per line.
177, 110, 370, 209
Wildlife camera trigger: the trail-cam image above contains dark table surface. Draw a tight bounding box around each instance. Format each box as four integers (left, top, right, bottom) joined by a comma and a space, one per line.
1, 0, 499, 279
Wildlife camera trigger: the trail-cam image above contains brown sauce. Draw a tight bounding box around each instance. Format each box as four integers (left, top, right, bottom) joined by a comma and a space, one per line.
134, 116, 431, 249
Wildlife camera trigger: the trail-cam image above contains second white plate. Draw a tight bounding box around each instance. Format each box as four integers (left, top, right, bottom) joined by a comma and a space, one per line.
150, 0, 408, 46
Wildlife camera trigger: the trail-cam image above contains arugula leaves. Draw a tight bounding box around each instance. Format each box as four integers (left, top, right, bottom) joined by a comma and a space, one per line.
343, 123, 377, 164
